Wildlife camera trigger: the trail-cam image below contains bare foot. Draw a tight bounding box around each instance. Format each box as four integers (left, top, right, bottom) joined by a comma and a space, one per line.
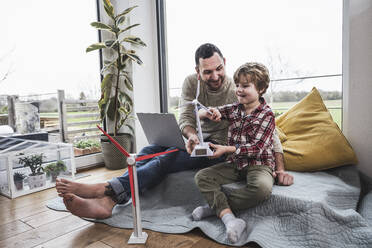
56, 178, 108, 198
63, 193, 116, 219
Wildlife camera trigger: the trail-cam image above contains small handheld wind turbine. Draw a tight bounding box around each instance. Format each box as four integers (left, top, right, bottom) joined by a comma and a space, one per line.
97, 125, 178, 244
179, 80, 214, 157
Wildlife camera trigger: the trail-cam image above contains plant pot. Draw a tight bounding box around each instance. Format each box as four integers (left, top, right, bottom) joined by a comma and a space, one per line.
74, 148, 84, 157
74, 147, 91, 156
14, 180, 23, 190
101, 133, 133, 170
28, 173, 46, 189
74, 147, 101, 156
91, 146, 101, 153
50, 172, 59, 182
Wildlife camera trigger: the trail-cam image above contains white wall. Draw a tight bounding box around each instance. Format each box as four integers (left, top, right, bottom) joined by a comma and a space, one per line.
129, 1, 160, 151
109, 0, 160, 151
343, 0, 372, 177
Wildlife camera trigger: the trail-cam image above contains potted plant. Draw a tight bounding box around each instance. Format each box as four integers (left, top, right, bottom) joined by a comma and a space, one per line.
13, 172, 26, 190
86, 0, 146, 169
44, 160, 67, 182
73, 139, 101, 156
18, 154, 46, 189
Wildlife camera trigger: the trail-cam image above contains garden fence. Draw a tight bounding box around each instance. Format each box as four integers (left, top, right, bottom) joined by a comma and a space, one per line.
57, 90, 101, 143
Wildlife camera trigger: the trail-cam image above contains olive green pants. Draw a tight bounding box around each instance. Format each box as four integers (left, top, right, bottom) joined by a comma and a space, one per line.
195, 162, 274, 216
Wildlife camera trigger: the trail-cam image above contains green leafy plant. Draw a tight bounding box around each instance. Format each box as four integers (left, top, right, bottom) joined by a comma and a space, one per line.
44, 160, 67, 177
87, 0, 146, 136
0, 105, 8, 114
74, 139, 101, 149
13, 172, 26, 181
18, 154, 44, 176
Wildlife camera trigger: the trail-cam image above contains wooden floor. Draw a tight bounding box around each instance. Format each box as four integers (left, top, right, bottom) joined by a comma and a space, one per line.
0, 166, 259, 248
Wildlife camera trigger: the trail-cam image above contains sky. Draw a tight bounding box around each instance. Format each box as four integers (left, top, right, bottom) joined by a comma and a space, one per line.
0, 0, 343, 99
0, 1, 100, 99
165, 0, 343, 96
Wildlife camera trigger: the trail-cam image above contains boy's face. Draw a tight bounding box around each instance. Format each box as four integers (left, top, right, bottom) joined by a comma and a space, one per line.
235, 74, 262, 106
195, 52, 226, 91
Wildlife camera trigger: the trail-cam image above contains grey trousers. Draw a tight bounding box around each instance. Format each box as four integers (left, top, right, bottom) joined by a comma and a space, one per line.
195, 162, 274, 216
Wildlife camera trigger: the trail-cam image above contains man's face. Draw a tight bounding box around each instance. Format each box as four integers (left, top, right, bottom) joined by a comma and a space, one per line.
196, 53, 226, 91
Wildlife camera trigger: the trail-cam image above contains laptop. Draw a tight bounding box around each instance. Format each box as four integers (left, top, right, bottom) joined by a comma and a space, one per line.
137, 113, 186, 150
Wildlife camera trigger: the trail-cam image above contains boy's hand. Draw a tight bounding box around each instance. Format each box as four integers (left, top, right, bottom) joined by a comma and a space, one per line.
208, 143, 227, 159
186, 134, 200, 154
208, 108, 221, 122
198, 109, 208, 119
198, 107, 221, 122
273, 170, 294, 186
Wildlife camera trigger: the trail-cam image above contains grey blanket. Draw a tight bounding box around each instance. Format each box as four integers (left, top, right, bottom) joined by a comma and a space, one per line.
47, 165, 372, 247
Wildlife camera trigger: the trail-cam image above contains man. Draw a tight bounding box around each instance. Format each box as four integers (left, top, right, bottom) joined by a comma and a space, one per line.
57, 43, 293, 219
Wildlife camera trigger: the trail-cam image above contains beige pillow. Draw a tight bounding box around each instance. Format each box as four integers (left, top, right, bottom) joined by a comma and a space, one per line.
275, 87, 358, 171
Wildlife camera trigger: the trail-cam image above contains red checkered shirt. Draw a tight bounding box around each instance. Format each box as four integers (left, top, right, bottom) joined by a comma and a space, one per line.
217, 97, 275, 170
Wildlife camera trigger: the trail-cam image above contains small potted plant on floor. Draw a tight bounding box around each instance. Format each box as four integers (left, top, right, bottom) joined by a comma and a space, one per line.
18, 154, 46, 189
44, 160, 67, 182
13, 172, 26, 190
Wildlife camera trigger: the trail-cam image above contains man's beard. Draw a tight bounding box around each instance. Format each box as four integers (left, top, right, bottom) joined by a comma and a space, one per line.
205, 75, 225, 91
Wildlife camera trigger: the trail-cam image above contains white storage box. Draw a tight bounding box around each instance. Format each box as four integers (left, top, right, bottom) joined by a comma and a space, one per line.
0, 136, 76, 198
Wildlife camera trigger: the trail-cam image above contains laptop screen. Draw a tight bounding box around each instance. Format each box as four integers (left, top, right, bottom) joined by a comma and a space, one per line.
137, 113, 186, 150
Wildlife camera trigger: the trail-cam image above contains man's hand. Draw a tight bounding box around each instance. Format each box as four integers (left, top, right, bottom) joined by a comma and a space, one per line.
273, 170, 294, 186
186, 134, 200, 154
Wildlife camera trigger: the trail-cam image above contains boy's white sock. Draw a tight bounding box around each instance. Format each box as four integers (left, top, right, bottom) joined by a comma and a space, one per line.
192, 204, 214, 221
221, 213, 246, 243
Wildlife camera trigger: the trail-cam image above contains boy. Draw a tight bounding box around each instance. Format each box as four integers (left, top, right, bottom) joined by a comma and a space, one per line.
192, 62, 276, 243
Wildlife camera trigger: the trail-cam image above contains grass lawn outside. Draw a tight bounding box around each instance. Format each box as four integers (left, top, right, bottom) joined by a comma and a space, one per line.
40, 111, 100, 125
40, 99, 342, 143
40, 111, 101, 142
169, 99, 342, 129
270, 100, 341, 128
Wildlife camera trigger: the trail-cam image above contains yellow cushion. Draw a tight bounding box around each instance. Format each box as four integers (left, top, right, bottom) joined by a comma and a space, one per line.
275, 87, 358, 171
276, 126, 287, 143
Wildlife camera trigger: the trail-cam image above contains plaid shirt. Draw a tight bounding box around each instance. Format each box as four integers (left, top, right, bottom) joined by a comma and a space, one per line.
217, 97, 275, 170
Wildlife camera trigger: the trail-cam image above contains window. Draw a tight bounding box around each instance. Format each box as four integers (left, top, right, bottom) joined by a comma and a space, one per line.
1, 1, 102, 168
164, 0, 343, 127
1, 1, 100, 99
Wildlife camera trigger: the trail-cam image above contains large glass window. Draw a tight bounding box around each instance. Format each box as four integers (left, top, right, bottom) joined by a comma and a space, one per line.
1, 1, 100, 99
164, 0, 342, 127
1, 1, 102, 168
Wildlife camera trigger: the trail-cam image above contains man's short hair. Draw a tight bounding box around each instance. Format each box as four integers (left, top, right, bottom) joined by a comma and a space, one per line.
233, 62, 270, 96
195, 43, 223, 66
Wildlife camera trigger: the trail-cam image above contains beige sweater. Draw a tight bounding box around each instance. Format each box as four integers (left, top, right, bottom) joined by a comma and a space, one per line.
179, 74, 237, 146
178, 73, 283, 152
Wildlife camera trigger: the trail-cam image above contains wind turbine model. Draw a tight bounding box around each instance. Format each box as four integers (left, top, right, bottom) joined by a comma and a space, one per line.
97, 125, 178, 244
180, 80, 214, 157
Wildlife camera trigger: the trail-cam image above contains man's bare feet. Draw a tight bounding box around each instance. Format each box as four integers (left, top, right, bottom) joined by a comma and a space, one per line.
56, 178, 108, 198
63, 193, 116, 219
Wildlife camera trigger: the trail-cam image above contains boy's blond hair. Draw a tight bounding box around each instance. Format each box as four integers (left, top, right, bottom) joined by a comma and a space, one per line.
233, 62, 270, 96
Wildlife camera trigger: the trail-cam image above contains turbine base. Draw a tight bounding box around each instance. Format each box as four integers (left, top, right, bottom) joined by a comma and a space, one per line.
128, 232, 148, 244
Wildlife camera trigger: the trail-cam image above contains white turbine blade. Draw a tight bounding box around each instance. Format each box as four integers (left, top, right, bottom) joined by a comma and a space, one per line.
196, 101, 212, 115
196, 79, 200, 99
176, 101, 193, 110
194, 102, 204, 143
